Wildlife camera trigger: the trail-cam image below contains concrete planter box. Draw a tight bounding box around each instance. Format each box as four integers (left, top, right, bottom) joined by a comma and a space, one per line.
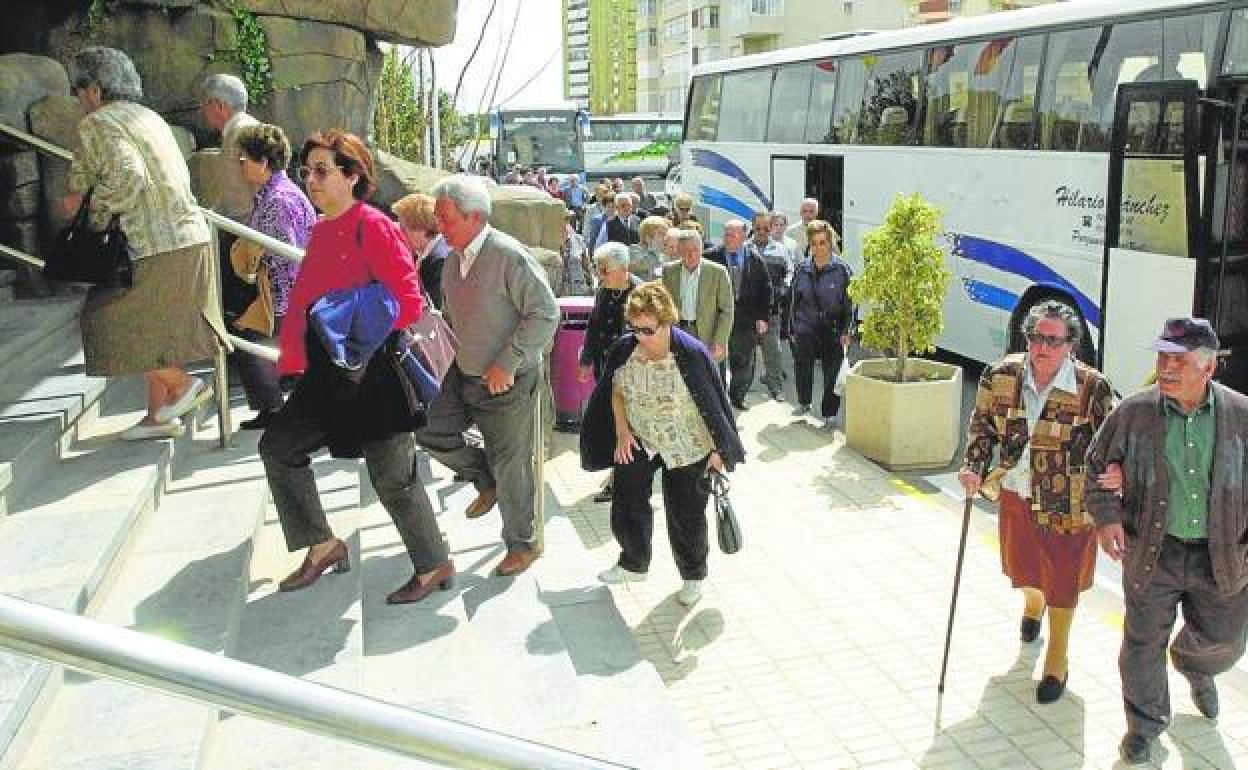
844, 358, 963, 470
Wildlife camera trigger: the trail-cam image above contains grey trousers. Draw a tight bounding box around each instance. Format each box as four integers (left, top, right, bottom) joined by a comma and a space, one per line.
727, 323, 758, 403
759, 311, 786, 391
1120, 536, 1248, 739
259, 409, 449, 573
414, 363, 539, 551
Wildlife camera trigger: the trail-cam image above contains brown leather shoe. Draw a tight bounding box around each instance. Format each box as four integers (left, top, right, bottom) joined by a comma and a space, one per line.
495, 548, 539, 577
279, 539, 349, 592
465, 486, 498, 519
386, 561, 455, 604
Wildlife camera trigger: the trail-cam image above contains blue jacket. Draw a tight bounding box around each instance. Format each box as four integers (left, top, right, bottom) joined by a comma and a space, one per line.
787, 257, 854, 338
308, 281, 398, 378
579, 327, 745, 472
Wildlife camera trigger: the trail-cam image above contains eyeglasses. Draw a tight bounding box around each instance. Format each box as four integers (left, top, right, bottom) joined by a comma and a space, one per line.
1026, 332, 1070, 347
296, 163, 343, 182
628, 324, 660, 337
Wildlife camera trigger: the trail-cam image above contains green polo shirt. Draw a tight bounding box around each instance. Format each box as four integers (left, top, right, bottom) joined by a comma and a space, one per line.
1163, 387, 1215, 540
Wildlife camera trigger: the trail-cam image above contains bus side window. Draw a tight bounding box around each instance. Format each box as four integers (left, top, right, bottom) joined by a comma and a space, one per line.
805, 59, 838, 144
853, 50, 922, 146
767, 62, 814, 144
1038, 27, 1103, 151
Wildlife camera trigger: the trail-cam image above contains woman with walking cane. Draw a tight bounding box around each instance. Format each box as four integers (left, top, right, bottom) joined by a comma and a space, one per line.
956, 300, 1113, 703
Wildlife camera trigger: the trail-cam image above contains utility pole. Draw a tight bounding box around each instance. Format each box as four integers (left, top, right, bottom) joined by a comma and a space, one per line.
429, 48, 443, 170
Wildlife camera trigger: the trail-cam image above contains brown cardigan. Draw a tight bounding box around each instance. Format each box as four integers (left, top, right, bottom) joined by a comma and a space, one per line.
963, 353, 1115, 534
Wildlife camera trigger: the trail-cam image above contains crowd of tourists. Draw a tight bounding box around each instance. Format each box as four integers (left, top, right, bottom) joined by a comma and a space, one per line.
60, 44, 1248, 767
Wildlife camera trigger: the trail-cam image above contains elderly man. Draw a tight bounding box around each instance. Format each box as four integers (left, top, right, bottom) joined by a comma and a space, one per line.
1086, 318, 1248, 765
630, 176, 657, 214
753, 211, 794, 401
786, 197, 820, 258
661, 230, 733, 367
416, 175, 559, 577
706, 219, 772, 410
198, 74, 259, 324
594, 192, 640, 248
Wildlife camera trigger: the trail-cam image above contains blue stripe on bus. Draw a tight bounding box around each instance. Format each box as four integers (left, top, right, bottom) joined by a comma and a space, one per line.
952, 234, 1102, 328
961, 278, 1019, 312
690, 149, 773, 211
698, 185, 759, 221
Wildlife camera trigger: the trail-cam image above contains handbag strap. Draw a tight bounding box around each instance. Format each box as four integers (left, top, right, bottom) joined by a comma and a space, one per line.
71, 188, 95, 228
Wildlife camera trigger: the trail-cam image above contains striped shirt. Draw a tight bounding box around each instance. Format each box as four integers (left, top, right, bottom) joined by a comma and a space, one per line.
71, 101, 209, 259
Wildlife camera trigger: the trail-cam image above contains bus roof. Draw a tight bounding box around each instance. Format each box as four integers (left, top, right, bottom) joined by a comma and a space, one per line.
589, 112, 683, 122
691, 0, 1226, 77
495, 102, 582, 113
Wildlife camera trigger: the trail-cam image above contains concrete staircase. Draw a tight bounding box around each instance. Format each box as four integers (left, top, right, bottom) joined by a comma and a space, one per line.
0, 303, 701, 769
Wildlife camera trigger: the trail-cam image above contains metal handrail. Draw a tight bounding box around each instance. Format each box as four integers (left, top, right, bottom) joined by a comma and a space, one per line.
0, 595, 628, 769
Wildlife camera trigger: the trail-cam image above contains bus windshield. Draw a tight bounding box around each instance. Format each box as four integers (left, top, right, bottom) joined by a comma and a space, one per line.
496, 110, 584, 175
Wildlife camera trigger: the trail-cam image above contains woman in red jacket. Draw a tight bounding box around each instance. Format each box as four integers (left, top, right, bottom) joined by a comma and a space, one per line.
259, 130, 452, 605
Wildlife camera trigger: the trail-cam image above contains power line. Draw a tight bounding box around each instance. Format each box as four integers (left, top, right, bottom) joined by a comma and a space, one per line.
450, 0, 500, 113
497, 47, 561, 108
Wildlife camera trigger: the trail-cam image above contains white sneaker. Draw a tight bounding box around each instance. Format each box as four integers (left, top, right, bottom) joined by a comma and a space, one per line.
155, 378, 212, 423
121, 417, 184, 441
677, 580, 703, 606
598, 565, 647, 584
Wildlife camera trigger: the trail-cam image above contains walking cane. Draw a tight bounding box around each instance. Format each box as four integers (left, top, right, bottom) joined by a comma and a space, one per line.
937, 492, 975, 694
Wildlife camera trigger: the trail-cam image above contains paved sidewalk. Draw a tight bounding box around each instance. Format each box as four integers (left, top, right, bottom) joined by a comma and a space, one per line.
544, 394, 1248, 770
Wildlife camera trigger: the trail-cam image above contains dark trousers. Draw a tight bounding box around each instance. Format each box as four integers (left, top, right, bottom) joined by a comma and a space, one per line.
414, 364, 540, 551
792, 331, 845, 417
1120, 536, 1248, 739
259, 403, 448, 573
611, 448, 710, 580
233, 315, 284, 412
727, 323, 757, 403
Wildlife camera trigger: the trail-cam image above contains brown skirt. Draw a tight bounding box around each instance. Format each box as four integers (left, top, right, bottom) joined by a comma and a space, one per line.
81, 242, 229, 376
998, 490, 1096, 609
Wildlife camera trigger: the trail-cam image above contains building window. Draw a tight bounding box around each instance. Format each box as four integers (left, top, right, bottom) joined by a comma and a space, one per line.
730, 0, 784, 18
638, 0, 657, 15
665, 16, 689, 39
949, 0, 962, 11
639, 28, 658, 47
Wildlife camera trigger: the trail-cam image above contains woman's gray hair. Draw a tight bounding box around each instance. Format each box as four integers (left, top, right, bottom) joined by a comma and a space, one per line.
431, 174, 492, 219
198, 73, 248, 112
69, 46, 143, 103
675, 228, 703, 251
1021, 299, 1082, 346
593, 242, 630, 271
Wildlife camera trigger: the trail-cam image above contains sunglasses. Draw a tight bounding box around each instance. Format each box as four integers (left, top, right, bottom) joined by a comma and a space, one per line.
629, 324, 660, 337
1026, 332, 1070, 347
296, 163, 343, 182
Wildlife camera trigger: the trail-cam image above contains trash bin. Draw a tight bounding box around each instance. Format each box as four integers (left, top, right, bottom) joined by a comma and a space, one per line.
551, 296, 596, 430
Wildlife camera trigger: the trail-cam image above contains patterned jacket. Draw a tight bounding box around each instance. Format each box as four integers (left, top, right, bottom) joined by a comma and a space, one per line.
1085, 383, 1248, 595
963, 353, 1115, 534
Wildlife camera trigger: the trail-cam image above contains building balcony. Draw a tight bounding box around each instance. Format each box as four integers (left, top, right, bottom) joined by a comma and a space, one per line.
690, 27, 721, 46
728, 13, 784, 39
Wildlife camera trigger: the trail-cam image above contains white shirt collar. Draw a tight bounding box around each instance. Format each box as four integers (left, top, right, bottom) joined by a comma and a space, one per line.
420, 233, 443, 262
683, 259, 702, 277
459, 224, 493, 278
1025, 355, 1077, 397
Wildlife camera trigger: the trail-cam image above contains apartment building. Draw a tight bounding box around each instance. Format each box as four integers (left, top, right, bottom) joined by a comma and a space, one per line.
563, 0, 591, 108
913, 0, 1060, 25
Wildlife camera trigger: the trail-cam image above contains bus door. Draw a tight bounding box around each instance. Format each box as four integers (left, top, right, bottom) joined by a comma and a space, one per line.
771, 155, 807, 221
1101, 81, 1201, 393
806, 155, 845, 240
1199, 78, 1248, 393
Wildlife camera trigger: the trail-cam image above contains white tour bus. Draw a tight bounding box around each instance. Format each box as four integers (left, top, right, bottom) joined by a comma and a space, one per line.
681, 0, 1248, 393
584, 113, 683, 180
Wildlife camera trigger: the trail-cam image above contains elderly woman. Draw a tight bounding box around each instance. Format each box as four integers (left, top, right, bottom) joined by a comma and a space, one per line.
62, 47, 227, 441
670, 192, 700, 229
391, 193, 448, 310
629, 215, 669, 282
959, 300, 1114, 703
259, 130, 451, 605
580, 282, 745, 607
229, 123, 315, 430
558, 210, 595, 296
786, 220, 853, 428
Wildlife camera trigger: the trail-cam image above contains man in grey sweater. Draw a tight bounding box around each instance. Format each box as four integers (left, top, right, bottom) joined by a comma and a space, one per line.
418, 175, 559, 577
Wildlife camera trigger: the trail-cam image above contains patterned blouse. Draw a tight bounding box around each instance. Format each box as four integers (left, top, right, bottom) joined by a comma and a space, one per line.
70, 100, 209, 258
248, 170, 316, 316
614, 349, 715, 469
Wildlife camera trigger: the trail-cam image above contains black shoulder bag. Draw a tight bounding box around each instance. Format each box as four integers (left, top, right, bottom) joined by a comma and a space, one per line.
702, 469, 742, 555
45, 188, 134, 288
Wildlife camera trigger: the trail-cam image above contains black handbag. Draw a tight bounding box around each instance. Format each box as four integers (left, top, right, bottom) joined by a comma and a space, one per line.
705, 469, 742, 555
44, 188, 134, 288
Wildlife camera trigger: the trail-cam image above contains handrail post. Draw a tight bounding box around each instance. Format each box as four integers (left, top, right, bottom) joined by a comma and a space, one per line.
533, 370, 546, 555
207, 223, 233, 448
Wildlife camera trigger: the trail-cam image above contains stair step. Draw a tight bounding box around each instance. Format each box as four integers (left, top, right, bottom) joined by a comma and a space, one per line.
0, 299, 83, 392
0, 402, 176, 768
0, 336, 108, 515
12, 420, 269, 770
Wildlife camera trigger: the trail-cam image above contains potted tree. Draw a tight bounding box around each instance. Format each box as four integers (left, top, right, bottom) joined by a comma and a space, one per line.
845, 193, 962, 469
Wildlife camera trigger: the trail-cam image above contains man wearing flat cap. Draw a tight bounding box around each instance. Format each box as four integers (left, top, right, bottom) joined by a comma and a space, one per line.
1085, 317, 1248, 765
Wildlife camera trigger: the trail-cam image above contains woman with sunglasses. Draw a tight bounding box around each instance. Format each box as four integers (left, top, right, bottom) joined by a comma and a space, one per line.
259, 130, 451, 605
958, 300, 1114, 704
579, 282, 744, 607
229, 123, 315, 430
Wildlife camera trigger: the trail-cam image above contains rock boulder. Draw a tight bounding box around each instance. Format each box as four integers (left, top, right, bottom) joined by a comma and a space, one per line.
230, 0, 457, 47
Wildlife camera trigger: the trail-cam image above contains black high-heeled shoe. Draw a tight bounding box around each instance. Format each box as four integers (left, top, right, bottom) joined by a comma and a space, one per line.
1036, 672, 1068, 704
1020, 615, 1042, 643
279, 539, 350, 592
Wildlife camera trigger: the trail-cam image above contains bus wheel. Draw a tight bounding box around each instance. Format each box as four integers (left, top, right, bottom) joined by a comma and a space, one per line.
1010, 296, 1097, 366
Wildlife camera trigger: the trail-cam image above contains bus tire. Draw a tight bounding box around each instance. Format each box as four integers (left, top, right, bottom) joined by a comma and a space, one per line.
1009, 295, 1096, 367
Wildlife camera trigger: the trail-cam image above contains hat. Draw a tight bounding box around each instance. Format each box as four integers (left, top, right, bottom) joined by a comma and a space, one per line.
1149, 317, 1219, 353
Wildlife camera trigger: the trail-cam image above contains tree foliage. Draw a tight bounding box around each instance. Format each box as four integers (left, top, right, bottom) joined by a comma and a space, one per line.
848, 193, 951, 382
375, 46, 472, 167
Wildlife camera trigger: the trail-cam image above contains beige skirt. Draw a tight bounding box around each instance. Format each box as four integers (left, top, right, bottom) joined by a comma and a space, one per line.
81, 242, 229, 376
